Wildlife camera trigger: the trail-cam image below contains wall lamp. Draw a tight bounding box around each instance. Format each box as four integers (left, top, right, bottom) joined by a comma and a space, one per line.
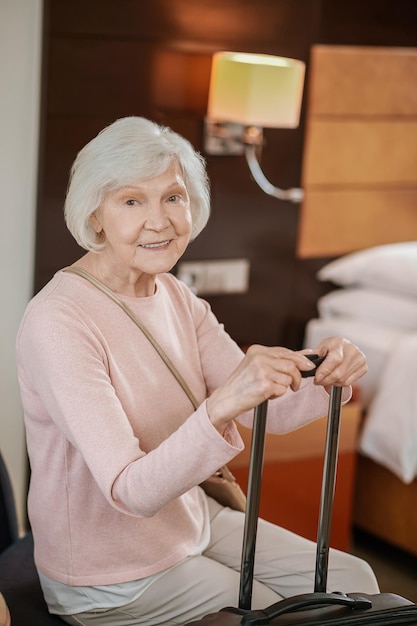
204, 51, 306, 203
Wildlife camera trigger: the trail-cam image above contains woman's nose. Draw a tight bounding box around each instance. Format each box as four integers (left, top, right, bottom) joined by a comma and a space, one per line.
144, 202, 170, 229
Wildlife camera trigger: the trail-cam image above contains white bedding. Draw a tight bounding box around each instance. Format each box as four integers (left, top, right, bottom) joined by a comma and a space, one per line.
359, 334, 417, 484
304, 243, 417, 484
304, 315, 417, 484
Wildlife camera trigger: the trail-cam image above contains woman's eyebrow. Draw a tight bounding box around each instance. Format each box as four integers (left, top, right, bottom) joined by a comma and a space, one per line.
116, 181, 186, 194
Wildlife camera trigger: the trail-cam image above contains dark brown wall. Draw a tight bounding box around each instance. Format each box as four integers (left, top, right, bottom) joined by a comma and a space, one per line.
36, 0, 417, 348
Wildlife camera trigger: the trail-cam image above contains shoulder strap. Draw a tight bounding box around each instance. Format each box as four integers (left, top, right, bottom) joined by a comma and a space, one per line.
63, 266, 199, 410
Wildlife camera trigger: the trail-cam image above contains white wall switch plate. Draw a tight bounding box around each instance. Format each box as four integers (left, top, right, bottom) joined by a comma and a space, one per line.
177, 258, 250, 295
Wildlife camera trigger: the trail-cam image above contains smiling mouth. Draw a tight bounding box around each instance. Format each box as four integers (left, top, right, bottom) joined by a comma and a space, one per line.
140, 240, 171, 249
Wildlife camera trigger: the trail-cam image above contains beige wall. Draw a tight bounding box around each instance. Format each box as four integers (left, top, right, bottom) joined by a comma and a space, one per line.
0, 0, 43, 530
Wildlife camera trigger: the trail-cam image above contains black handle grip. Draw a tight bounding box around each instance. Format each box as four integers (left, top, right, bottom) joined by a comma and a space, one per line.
239, 592, 372, 625
301, 353, 326, 378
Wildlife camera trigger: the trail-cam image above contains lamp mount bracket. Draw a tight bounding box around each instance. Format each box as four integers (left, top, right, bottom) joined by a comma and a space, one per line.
203, 119, 263, 156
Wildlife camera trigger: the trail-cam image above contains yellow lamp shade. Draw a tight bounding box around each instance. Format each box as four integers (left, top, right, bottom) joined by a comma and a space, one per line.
207, 51, 305, 128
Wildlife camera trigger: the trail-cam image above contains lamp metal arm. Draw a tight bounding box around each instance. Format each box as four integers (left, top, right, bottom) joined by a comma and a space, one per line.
244, 144, 304, 204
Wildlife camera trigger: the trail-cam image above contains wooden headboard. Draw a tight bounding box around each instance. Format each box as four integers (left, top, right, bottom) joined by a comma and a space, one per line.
297, 45, 417, 258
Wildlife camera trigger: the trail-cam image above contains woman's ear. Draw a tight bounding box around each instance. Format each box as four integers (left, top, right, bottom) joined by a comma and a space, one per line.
89, 211, 102, 234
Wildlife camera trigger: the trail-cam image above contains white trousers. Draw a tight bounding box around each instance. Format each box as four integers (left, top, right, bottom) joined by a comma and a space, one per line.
62, 497, 379, 626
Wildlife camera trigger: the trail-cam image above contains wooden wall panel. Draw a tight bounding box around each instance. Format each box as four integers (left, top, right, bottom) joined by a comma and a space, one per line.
303, 120, 417, 185
297, 46, 417, 259
299, 190, 417, 257
308, 46, 417, 115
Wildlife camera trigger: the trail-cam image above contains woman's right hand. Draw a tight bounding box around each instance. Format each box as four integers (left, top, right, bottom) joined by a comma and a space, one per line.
206, 344, 316, 433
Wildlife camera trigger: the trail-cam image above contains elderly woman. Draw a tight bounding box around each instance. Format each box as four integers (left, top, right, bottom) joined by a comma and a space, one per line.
16, 117, 379, 626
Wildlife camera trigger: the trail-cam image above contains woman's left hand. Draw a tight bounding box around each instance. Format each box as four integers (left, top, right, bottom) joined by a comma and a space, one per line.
304, 336, 368, 388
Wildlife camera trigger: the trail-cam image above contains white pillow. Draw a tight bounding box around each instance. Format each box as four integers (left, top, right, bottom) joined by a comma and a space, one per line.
317, 242, 417, 298
318, 288, 417, 332
359, 333, 417, 484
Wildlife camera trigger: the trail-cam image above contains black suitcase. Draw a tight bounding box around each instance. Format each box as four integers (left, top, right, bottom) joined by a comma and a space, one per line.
187, 365, 417, 625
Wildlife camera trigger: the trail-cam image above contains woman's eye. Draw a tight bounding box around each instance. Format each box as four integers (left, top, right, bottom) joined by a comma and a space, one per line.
126, 199, 137, 206
168, 194, 180, 202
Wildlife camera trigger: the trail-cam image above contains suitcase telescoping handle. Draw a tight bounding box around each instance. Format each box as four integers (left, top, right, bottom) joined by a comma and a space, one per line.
238, 354, 343, 611
299, 356, 344, 592
238, 385, 345, 624
315, 384, 343, 593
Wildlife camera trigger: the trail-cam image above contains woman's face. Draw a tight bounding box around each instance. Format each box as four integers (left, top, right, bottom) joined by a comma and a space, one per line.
90, 159, 193, 293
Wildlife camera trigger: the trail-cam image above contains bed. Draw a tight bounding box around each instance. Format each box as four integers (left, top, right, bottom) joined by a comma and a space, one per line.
303, 242, 417, 556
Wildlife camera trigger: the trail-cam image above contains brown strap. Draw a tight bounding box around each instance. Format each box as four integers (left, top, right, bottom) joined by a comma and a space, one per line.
63, 266, 199, 410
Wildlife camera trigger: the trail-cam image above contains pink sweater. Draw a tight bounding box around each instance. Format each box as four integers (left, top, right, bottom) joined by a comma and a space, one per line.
16, 270, 343, 586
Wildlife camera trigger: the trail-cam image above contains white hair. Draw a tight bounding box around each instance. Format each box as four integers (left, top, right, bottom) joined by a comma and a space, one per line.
64, 116, 210, 251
